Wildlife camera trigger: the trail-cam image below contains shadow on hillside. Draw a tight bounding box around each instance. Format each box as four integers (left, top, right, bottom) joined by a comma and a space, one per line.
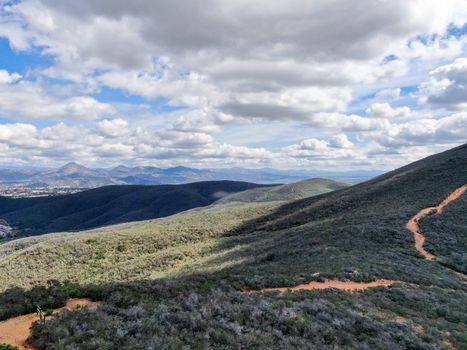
2, 144, 467, 321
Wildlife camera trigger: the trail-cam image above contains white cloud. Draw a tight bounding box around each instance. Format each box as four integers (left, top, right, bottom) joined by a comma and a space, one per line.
420, 58, 467, 110
329, 134, 354, 149
283, 136, 361, 162
365, 103, 418, 119
374, 88, 401, 100
0, 80, 116, 120
0, 70, 21, 84
96, 118, 129, 138
374, 112, 467, 147
0, 1, 466, 169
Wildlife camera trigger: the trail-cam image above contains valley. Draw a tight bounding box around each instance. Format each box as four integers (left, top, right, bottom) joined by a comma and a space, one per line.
0, 144, 465, 349
0, 181, 273, 237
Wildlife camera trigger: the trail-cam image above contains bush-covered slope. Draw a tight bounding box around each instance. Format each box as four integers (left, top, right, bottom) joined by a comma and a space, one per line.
216, 178, 348, 204
0, 181, 266, 236
421, 194, 467, 274
1, 144, 466, 349
0, 202, 277, 289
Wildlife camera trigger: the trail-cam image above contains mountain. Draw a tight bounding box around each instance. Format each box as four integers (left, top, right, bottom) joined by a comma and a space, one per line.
216, 178, 348, 204
0, 181, 267, 236
0, 163, 379, 188
0, 144, 466, 349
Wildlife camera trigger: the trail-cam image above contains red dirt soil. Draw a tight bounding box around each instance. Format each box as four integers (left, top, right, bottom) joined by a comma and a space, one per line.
259, 279, 395, 293
0, 298, 97, 350
406, 184, 467, 261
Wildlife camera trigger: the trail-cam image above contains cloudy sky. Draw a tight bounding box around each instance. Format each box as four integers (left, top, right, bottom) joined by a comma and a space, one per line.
0, 0, 466, 170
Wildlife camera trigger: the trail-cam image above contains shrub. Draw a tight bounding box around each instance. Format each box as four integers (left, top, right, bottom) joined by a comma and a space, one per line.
0, 344, 19, 350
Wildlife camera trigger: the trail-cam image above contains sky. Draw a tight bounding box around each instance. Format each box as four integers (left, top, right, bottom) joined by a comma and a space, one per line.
0, 0, 466, 170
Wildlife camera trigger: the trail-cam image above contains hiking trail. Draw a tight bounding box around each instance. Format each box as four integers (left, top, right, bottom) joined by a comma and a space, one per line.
406, 184, 467, 280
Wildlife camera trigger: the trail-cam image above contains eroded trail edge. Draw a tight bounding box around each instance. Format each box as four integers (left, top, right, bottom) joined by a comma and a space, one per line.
0, 298, 97, 350
406, 184, 467, 261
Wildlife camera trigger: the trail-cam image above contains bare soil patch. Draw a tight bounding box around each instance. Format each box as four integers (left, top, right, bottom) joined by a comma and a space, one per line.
0, 298, 96, 350
256, 279, 396, 293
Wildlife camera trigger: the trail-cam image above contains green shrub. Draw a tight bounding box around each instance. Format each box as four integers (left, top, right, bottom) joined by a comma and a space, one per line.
0, 344, 19, 350
44, 308, 54, 317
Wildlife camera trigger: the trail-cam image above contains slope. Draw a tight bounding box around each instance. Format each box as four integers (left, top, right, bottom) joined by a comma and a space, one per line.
215, 178, 348, 204
0, 181, 266, 236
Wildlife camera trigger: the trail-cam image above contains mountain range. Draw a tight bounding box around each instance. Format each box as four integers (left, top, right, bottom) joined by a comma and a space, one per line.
0, 162, 380, 188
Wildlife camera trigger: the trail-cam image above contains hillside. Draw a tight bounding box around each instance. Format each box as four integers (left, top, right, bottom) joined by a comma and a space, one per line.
0, 181, 265, 236
0, 144, 466, 349
216, 178, 348, 204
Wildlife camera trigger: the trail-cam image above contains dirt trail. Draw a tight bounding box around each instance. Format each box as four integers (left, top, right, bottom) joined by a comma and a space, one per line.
406, 184, 467, 261
0, 298, 97, 350
257, 279, 395, 293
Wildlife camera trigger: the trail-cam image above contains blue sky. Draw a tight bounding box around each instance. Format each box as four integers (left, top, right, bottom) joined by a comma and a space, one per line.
0, 38, 51, 73
0, 0, 466, 170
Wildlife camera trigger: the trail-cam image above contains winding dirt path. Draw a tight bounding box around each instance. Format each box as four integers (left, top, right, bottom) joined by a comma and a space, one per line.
0, 298, 97, 350
255, 279, 396, 293
406, 184, 467, 261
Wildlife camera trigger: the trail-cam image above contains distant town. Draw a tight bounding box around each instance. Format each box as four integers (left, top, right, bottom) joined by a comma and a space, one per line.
0, 187, 83, 198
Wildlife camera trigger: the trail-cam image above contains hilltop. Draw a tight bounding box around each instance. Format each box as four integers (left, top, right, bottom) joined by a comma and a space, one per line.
216, 178, 348, 204
0, 144, 466, 349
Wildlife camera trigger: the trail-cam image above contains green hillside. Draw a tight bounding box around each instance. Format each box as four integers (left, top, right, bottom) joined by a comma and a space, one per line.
216, 178, 348, 204
0, 181, 266, 236
1, 144, 466, 349
422, 194, 467, 274
0, 202, 277, 289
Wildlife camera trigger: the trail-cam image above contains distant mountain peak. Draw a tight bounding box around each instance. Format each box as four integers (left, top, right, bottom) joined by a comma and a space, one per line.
168, 166, 193, 171
112, 165, 132, 172
58, 162, 90, 175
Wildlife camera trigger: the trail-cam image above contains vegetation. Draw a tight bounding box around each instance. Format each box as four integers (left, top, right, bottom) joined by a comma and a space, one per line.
30, 286, 466, 350
0, 344, 18, 350
0, 181, 265, 236
0, 203, 277, 289
422, 195, 467, 274
216, 178, 348, 204
0, 280, 80, 320
0, 144, 466, 348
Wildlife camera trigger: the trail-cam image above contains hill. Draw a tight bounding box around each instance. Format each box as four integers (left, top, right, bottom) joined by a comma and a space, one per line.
0, 181, 266, 236
216, 178, 348, 204
0, 144, 466, 349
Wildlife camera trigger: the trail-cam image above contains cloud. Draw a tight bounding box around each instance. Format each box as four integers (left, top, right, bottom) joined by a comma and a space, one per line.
96, 118, 129, 138
0, 118, 274, 167
374, 112, 467, 147
365, 102, 419, 119
0, 70, 21, 84
0, 1, 466, 168
420, 58, 467, 110
329, 134, 354, 149
283, 135, 360, 161
374, 88, 401, 100
0, 78, 116, 120
221, 87, 352, 121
